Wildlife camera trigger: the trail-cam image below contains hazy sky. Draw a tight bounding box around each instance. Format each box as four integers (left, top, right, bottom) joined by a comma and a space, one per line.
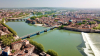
0, 0, 100, 8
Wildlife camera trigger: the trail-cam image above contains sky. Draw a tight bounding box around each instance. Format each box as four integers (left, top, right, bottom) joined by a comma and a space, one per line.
0, 0, 100, 8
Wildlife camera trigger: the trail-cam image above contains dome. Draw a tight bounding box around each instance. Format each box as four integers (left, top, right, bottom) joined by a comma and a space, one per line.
69, 20, 72, 22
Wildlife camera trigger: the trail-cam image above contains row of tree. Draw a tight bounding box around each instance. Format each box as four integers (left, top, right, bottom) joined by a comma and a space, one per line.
30, 14, 57, 20
76, 20, 96, 25
0, 18, 17, 35
94, 19, 100, 23
33, 12, 43, 15
27, 39, 58, 56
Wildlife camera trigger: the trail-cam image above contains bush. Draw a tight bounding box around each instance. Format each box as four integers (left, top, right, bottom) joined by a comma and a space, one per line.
46, 49, 58, 56
11, 49, 16, 53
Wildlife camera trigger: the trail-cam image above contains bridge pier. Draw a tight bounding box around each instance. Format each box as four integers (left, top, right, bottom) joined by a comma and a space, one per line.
12, 19, 15, 21
50, 28, 54, 30
20, 19, 22, 21
44, 29, 47, 32
10, 19, 12, 21
6, 19, 27, 22
23, 19, 26, 21
36, 32, 40, 35
16, 19, 19, 21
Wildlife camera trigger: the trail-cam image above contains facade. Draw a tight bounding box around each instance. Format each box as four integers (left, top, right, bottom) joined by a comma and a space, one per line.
2, 46, 10, 56
76, 20, 82, 23
0, 24, 3, 30
3, 27, 8, 32
11, 41, 23, 50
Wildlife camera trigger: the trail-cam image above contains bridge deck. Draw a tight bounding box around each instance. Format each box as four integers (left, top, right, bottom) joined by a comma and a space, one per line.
20, 27, 55, 39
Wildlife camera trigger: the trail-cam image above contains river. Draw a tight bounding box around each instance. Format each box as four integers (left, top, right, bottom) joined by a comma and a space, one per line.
6, 15, 84, 56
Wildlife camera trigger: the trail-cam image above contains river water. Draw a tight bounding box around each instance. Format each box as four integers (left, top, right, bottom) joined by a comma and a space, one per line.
6, 15, 83, 56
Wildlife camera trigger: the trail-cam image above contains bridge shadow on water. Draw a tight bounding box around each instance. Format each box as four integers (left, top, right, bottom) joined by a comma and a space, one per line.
29, 29, 55, 40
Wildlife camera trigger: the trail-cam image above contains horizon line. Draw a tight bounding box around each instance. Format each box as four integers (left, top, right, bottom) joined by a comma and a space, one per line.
0, 7, 100, 9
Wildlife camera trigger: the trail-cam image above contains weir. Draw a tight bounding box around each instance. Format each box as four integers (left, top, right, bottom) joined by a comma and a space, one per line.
81, 32, 100, 56
20, 27, 55, 39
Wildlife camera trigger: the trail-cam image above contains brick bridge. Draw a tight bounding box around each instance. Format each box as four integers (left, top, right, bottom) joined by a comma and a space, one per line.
5, 19, 27, 21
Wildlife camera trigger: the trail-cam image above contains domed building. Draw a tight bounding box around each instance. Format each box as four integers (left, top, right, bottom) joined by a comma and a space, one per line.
68, 18, 73, 25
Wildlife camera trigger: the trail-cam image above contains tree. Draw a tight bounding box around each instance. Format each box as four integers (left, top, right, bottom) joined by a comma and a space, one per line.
27, 39, 45, 51
30, 16, 37, 20
82, 20, 87, 22
2, 38, 12, 46
53, 15, 57, 17
81, 22, 85, 24
0, 34, 15, 46
59, 25, 64, 29
86, 18, 89, 20
89, 21, 96, 25
46, 50, 58, 56
79, 23, 81, 25
37, 44, 45, 52
16, 39, 22, 41
11, 49, 16, 53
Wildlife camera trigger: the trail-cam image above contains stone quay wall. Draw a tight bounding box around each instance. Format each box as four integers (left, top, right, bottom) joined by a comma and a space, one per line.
63, 26, 100, 33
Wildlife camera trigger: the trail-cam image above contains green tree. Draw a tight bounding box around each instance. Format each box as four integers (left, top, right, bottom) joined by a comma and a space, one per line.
86, 18, 89, 20
30, 16, 37, 20
53, 15, 57, 17
46, 50, 58, 56
59, 25, 64, 29
0, 34, 15, 46
89, 21, 96, 25
37, 44, 45, 51
83, 20, 87, 22
16, 39, 22, 41
11, 49, 16, 53
27, 39, 45, 51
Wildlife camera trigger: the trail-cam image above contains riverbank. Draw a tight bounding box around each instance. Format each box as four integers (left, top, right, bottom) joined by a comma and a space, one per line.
34, 24, 43, 26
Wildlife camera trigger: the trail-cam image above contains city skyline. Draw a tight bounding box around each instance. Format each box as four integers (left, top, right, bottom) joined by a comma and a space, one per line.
0, 0, 100, 8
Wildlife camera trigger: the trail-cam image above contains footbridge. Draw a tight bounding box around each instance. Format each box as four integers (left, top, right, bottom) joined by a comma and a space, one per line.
20, 26, 55, 39
5, 19, 27, 21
